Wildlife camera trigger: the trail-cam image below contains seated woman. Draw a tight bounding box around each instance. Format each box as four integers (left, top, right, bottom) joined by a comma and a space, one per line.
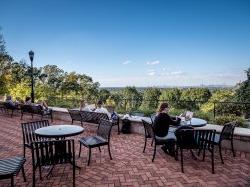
25, 96, 32, 105
37, 100, 52, 114
154, 102, 181, 156
94, 100, 111, 118
5, 95, 18, 108
79, 100, 91, 111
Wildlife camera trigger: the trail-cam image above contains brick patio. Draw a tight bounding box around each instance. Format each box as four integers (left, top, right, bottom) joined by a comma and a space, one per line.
0, 113, 250, 187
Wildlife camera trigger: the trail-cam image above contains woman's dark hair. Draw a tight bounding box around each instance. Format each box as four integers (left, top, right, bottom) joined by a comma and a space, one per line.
25, 96, 31, 102
158, 102, 169, 113
97, 100, 103, 106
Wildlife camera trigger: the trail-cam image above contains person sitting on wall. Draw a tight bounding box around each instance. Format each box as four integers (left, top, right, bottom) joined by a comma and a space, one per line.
94, 100, 111, 118
5, 95, 18, 108
37, 100, 51, 114
25, 96, 32, 105
154, 102, 181, 156
79, 100, 91, 111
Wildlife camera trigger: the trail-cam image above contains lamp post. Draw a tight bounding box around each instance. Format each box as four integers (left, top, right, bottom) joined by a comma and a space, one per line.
29, 50, 35, 103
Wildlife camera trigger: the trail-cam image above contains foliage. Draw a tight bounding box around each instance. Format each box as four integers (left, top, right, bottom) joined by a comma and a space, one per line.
98, 89, 111, 103
201, 89, 235, 113
159, 88, 181, 108
213, 115, 246, 128
139, 87, 161, 112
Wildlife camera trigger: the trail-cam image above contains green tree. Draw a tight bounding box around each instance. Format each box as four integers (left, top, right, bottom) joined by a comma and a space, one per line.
121, 86, 142, 111
159, 88, 182, 108
98, 89, 111, 103
140, 88, 161, 112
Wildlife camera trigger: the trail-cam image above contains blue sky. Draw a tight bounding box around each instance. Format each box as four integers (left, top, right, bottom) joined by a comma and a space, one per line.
1, 0, 249, 87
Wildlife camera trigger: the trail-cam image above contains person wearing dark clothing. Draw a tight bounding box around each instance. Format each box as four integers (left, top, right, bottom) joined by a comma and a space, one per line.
153, 102, 181, 156
154, 112, 180, 137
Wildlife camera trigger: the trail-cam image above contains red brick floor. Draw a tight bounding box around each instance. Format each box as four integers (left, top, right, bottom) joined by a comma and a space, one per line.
0, 113, 250, 187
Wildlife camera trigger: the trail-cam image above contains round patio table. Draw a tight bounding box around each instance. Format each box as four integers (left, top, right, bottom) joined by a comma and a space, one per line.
179, 118, 207, 128
35, 125, 84, 139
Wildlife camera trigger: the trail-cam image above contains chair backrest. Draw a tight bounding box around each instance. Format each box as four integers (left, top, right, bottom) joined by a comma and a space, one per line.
20, 104, 33, 113
31, 139, 75, 167
31, 105, 43, 115
96, 119, 113, 141
3, 102, 16, 110
150, 113, 156, 124
92, 112, 109, 124
175, 128, 215, 150
142, 119, 154, 139
220, 121, 236, 141
68, 109, 82, 121
79, 110, 94, 122
21, 120, 50, 146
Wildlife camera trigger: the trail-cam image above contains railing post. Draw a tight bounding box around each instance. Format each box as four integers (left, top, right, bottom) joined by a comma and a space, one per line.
213, 102, 216, 118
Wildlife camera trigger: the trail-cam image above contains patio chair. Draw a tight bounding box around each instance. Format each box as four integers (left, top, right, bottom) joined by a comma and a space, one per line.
68, 109, 83, 126
142, 120, 177, 162
21, 120, 50, 158
78, 119, 113, 166
175, 127, 216, 174
31, 139, 75, 187
212, 121, 236, 164
0, 156, 26, 187
3, 102, 18, 117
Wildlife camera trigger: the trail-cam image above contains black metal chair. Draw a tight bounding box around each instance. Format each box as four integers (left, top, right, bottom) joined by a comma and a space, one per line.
3, 102, 18, 117
175, 127, 216, 174
0, 156, 26, 187
31, 139, 75, 187
68, 109, 83, 126
78, 119, 113, 166
142, 120, 177, 162
213, 121, 236, 164
21, 120, 50, 158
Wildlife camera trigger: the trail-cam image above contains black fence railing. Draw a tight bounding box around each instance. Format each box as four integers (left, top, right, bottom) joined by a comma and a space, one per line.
46, 96, 250, 119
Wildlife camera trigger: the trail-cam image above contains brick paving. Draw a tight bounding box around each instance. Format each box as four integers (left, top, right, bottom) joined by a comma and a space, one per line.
0, 112, 250, 187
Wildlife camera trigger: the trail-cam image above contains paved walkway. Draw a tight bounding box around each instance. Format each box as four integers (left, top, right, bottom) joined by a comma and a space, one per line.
0, 113, 249, 186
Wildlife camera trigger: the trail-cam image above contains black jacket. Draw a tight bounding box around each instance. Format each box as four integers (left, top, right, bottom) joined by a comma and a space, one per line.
153, 113, 180, 137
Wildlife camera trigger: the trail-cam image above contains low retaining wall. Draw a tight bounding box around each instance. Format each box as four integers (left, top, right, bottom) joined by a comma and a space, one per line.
52, 107, 250, 155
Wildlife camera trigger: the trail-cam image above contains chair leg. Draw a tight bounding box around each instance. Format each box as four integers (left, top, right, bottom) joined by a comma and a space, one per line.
219, 144, 224, 164
22, 166, 27, 182
152, 143, 156, 162
23, 146, 26, 158
39, 166, 42, 180
98, 147, 101, 152
211, 148, 215, 174
108, 144, 113, 160
117, 123, 120, 135
21, 113, 23, 120
151, 138, 154, 146
143, 137, 147, 153
202, 149, 206, 161
33, 166, 36, 187
181, 148, 184, 173
11, 110, 14, 118
78, 143, 82, 158
11, 176, 14, 187
87, 148, 91, 166
73, 162, 75, 187
175, 146, 179, 161
231, 139, 235, 157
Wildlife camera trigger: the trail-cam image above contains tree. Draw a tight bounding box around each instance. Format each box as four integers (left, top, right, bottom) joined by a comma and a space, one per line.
98, 89, 110, 103
140, 88, 161, 112
121, 86, 142, 111
159, 88, 181, 108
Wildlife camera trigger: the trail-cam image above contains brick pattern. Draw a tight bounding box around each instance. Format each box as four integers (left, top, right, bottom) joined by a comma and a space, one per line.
0, 113, 250, 187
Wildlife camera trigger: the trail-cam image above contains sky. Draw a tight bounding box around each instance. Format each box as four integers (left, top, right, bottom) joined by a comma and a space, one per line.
0, 0, 250, 87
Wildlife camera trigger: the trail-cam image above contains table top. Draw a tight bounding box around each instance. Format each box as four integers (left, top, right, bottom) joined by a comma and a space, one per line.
179, 118, 207, 127
35, 125, 84, 138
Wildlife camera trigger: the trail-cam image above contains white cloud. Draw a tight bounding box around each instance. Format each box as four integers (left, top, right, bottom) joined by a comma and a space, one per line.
122, 60, 132, 65
170, 71, 184, 75
147, 69, 156, 76
146, 60, 160, 65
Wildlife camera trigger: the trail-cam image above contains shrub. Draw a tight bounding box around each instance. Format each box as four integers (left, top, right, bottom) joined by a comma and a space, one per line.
213, 115, 246, 127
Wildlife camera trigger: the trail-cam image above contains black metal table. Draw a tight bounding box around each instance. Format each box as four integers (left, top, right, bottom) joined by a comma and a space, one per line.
35, 125, 84, 139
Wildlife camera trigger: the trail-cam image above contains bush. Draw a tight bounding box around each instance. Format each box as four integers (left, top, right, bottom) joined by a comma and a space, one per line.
213, 115, 246, 127
193, 111, 213, 122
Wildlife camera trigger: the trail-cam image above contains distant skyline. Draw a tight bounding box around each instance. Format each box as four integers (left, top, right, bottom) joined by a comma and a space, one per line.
0, 0, 249, 87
